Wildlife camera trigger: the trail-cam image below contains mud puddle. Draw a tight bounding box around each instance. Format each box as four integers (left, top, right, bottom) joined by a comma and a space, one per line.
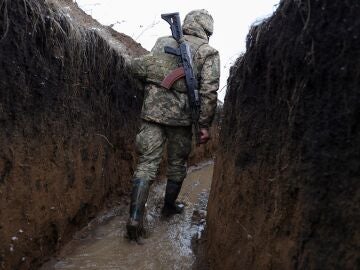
40, 160, 214, 270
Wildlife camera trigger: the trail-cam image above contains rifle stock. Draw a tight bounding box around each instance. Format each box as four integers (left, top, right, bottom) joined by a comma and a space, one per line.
161, 13, 183, 41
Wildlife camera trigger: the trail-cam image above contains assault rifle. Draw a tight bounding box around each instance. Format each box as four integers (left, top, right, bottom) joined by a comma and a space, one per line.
161, 12, 201, 145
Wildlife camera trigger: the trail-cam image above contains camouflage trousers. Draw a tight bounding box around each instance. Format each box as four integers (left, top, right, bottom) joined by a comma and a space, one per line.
133, 121, 193, 183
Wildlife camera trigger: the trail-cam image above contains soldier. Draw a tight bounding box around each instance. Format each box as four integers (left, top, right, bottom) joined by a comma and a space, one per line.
126, 9, 220, 241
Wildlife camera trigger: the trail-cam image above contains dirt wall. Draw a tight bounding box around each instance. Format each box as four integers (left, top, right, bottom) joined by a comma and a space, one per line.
0, 0, 146, 269
207, 0, 360, 269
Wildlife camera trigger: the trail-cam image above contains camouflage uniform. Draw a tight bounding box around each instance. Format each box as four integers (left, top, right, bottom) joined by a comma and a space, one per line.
130, 9, 220, 183
134, 121, 192, 183
126, 9, 220, 241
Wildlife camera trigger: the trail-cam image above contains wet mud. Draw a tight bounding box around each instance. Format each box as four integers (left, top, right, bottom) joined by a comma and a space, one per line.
40, 161, 214, 270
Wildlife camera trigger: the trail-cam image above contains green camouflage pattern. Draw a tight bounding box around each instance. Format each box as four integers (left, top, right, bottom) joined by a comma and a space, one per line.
130, 9, 220, 128
134, 121, 192, 183
183, 9, 214, 39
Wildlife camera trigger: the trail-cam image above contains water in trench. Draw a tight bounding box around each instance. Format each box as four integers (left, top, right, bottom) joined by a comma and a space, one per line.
41, 161, 214, 270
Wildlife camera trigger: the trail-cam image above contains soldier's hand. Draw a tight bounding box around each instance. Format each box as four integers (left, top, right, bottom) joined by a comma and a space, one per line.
199, 128, 210, 144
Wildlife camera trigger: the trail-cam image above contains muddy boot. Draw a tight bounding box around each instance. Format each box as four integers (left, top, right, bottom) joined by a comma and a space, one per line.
126, 178, 150, 242
162, 179, 185, 217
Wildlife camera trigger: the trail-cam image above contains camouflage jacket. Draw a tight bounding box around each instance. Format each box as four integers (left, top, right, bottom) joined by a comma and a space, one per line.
130, 11, 220, 128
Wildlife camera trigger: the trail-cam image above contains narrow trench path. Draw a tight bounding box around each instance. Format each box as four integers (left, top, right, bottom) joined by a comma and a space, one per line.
41, 161, 214, 270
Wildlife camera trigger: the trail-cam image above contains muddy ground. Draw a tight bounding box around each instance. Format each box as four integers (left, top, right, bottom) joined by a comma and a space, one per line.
207, 1, 360, 269
40, 161, 214, 270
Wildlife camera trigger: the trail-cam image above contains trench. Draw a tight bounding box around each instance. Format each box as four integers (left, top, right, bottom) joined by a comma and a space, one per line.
40, 161, 213, 270
1, 0, 359, 269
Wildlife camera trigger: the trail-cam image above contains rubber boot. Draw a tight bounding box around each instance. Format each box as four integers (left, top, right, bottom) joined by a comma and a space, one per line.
162, 179, 185, 217
126, 178, 150, 241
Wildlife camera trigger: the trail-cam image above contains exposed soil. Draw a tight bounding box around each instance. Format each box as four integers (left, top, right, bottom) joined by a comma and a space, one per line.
0, 1, 218, 269
207, 1, 360, 269
0, 0, 145, 269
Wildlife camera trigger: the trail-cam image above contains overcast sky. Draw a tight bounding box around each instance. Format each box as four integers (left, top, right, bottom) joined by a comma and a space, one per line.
75, 0, 280, 101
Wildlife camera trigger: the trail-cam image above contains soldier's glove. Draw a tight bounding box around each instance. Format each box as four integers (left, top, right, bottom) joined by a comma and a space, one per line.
199, 128, 210, 144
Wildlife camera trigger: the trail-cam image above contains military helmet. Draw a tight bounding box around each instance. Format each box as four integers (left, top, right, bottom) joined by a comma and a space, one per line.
183, 9, 214, 39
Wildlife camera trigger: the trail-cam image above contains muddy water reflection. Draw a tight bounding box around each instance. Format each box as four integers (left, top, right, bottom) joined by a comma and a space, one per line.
41, 161, 213, 270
